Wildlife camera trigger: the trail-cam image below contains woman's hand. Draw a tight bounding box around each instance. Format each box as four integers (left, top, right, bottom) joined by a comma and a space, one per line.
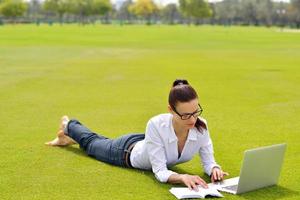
180, 174, 208, 191
210, 167, 229, 183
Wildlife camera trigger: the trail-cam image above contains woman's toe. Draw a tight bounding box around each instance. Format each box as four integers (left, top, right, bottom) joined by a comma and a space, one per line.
45, 138, 60, 146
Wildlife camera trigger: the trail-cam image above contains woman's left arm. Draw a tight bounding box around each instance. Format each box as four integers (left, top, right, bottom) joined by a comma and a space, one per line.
199, 138, 229, 182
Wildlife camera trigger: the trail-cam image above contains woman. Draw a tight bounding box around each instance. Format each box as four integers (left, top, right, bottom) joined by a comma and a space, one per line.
45, 79, 228, 191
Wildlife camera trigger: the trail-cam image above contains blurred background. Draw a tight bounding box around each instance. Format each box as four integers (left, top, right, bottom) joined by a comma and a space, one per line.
0, 0, 299, 28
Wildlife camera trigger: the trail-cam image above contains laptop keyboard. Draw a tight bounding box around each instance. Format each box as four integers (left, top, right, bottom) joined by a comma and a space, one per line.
223, 185, 238, 191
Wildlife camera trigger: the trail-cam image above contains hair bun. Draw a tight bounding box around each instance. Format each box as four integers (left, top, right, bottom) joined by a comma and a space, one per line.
173, 79, 189, 87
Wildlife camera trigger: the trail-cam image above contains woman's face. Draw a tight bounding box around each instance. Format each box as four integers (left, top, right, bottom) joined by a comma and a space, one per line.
169, 98, 200, 130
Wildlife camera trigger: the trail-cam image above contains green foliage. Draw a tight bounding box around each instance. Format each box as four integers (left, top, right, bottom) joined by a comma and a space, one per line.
179, 0, 212, 19
43, 0, 111, 16
92, 0, 111, 16
42, 0, 111, 23
289, 0, 300, 26
66, 0, 111, 17
214, 0, 241, 22
43, 0, 71, 18
1, 0, 300, 26
161, 3, 181, 24
0, 0, 27, 18
117, 0, 135, 24
129, 0, 158, 19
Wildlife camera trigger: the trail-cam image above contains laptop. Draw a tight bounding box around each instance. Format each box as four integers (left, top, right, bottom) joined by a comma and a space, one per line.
209, 143, 287, 194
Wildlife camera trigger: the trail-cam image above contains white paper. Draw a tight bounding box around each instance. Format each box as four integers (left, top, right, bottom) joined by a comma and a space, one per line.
169, 185, 223, 199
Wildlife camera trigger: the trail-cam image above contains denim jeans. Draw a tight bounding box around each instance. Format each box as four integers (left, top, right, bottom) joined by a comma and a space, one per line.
64, 119, 145, 168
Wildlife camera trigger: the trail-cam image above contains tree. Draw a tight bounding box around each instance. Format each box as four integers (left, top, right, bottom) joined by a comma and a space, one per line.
179, 0, 212, 25
129, 0, 158, 25
255, 0, 273, 26
288, 0, 300, 28
0, 0, 27, 22
117, 0, 135, 24
239, 0, 259, 25
214, 0, 241, 25
43, 0, 71, 24
27, 0, 43, 24
161, 3, 181, 25
93, 0, 112, 24
68, 0, 111, 24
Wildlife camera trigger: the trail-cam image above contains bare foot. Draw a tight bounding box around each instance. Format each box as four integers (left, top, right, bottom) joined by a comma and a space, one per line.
45, 116, 77, 146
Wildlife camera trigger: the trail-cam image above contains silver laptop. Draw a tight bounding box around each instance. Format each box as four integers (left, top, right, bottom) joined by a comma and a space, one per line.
210, 143, 286, 194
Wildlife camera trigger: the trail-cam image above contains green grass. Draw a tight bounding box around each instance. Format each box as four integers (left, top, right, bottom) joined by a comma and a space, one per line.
0, 24, 300, 200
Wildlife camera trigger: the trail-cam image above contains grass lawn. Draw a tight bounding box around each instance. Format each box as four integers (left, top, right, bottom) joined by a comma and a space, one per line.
0, 24, 299, 200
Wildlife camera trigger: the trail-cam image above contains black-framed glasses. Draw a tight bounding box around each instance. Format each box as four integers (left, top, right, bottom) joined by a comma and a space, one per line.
172, 104, 203, 120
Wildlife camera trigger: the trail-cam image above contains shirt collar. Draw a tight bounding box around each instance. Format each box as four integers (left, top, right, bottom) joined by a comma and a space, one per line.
169, 123, 178, 143
187, 129, 198, 141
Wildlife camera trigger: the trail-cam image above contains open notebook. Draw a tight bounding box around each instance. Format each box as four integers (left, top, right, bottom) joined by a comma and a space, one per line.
169, 185, 223, 199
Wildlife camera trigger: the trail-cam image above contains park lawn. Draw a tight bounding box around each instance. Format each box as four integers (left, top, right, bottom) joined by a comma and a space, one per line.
0, 24, 299, 200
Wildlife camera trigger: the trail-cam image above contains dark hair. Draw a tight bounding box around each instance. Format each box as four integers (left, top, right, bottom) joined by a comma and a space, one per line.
169, 79, 207, 133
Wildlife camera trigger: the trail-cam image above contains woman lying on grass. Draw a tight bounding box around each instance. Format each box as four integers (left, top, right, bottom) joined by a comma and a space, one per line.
45, 79, 228, 191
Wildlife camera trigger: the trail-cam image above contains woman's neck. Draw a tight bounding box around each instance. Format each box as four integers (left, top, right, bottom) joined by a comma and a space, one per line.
172, 118, 189, 139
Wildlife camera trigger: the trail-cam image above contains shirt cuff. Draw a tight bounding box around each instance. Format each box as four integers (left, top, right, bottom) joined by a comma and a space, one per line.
154, 169, 178, 183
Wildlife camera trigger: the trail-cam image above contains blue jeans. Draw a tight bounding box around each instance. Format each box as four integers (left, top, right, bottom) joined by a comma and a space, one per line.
64, 119, 145, 168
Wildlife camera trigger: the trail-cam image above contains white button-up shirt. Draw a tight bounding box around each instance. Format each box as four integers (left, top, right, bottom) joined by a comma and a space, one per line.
130, 113, 221, 183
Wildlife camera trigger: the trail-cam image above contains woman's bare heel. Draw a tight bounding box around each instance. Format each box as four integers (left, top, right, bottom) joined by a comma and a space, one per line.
45, 116, 77, 146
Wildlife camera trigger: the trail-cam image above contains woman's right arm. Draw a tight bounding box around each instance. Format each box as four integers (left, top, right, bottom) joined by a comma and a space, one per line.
145, 120, 178, 182
168, 174, 208, 191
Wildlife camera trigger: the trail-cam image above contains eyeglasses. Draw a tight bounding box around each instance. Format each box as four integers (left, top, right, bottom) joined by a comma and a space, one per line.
172, 104, 203, 120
